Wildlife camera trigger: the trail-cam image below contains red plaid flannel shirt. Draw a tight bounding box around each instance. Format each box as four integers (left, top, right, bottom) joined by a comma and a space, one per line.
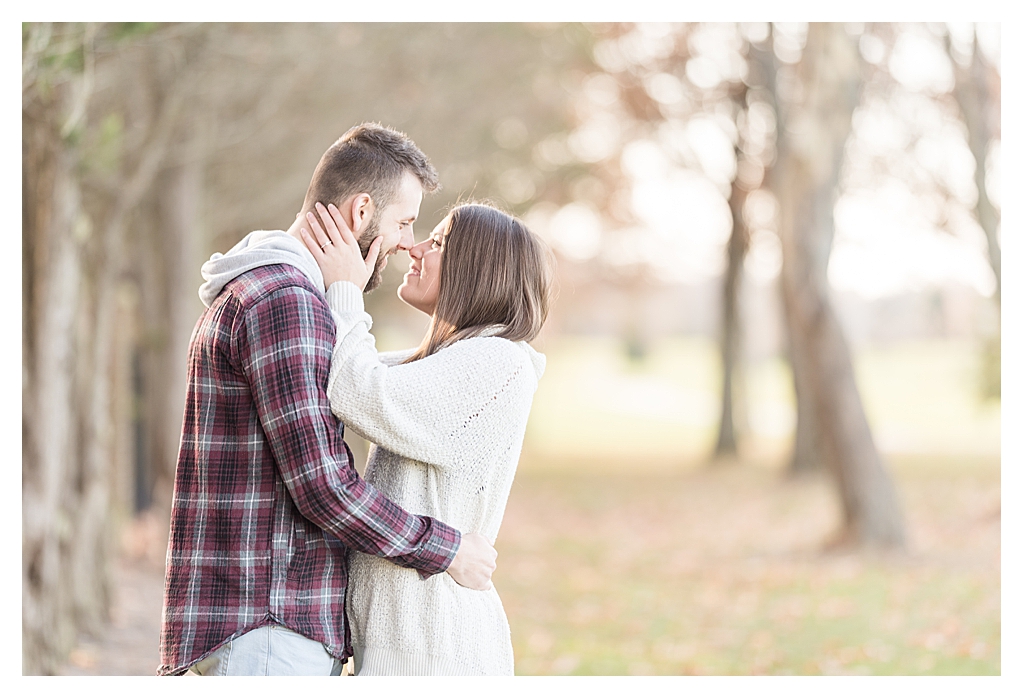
158, 264, 460, 675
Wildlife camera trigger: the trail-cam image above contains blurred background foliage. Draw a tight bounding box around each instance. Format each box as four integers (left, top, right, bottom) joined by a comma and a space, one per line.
23, 22, 1000, 675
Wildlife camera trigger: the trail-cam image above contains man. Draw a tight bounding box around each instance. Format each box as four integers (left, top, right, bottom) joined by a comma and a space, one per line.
158, 123, 497, 676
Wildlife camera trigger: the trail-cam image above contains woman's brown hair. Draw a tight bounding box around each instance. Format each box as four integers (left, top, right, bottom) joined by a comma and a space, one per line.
405, 203, 553, 362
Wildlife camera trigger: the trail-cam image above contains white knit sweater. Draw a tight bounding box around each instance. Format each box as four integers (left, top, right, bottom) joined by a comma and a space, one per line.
323, 282, 545, 676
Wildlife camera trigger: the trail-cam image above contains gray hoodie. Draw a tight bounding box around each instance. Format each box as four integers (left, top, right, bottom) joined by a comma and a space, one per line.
198, 230, 326, 308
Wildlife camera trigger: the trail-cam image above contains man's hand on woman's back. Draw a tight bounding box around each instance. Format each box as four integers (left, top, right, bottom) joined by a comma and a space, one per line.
446, 532, 497, 590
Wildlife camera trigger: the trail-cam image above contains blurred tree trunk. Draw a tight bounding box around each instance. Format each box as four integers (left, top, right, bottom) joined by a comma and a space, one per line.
23, 96, 90, 675
785, 325, 826, 475
23, 23, 124, 672
946, 27, 1000, 400
713, 140, 750, 459
749, 30, 827, 476
137, 137, 206, 507
22, 23, 197, 673
948, 29, 1000, 307
772, 23, 905, 547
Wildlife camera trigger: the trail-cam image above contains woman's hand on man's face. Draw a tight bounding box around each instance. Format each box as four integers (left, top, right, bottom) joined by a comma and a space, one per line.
300, 202, 382, 291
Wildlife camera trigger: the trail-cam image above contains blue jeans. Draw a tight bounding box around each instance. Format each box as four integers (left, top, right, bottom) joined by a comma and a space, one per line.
189, 624, 344, 676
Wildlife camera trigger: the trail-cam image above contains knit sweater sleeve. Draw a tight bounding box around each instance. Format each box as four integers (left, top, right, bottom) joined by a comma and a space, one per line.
323, 282, 536, 470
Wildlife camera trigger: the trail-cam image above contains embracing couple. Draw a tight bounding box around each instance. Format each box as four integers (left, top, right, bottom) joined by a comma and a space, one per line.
157, 123, 552, 676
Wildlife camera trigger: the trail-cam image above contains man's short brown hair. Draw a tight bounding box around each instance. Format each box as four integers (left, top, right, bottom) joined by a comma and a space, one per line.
302, 123, 440, 213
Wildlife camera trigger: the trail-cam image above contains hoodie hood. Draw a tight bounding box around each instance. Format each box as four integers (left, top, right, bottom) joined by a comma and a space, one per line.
198, 230, 325, 308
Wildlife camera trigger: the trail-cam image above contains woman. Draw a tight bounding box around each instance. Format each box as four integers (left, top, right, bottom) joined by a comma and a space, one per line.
299, 201, 553, 675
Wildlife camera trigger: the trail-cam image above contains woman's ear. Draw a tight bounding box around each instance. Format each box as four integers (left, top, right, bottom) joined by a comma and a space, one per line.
350, 193, 375, 234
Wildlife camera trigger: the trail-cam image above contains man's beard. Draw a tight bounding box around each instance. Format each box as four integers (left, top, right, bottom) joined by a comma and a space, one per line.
357, 215, 388, 292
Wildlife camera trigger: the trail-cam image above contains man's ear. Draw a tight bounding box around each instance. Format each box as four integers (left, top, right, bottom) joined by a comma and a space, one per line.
350, 193, 375, 234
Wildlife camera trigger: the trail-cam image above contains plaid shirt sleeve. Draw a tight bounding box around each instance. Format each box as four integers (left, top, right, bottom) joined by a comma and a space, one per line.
236, 283, 460, 575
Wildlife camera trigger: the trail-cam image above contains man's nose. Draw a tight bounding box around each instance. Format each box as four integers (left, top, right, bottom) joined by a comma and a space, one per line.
397, 226, 415, 251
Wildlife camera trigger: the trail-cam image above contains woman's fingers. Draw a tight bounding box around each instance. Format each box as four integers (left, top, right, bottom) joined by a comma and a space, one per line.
327, 201, 364, 247
305, 209, 331, 251
364, 235, 383, 272
299, 227, 323, 260
298, 204, 381, 291
318, 202, 359, 249
313, 202, 344, 250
